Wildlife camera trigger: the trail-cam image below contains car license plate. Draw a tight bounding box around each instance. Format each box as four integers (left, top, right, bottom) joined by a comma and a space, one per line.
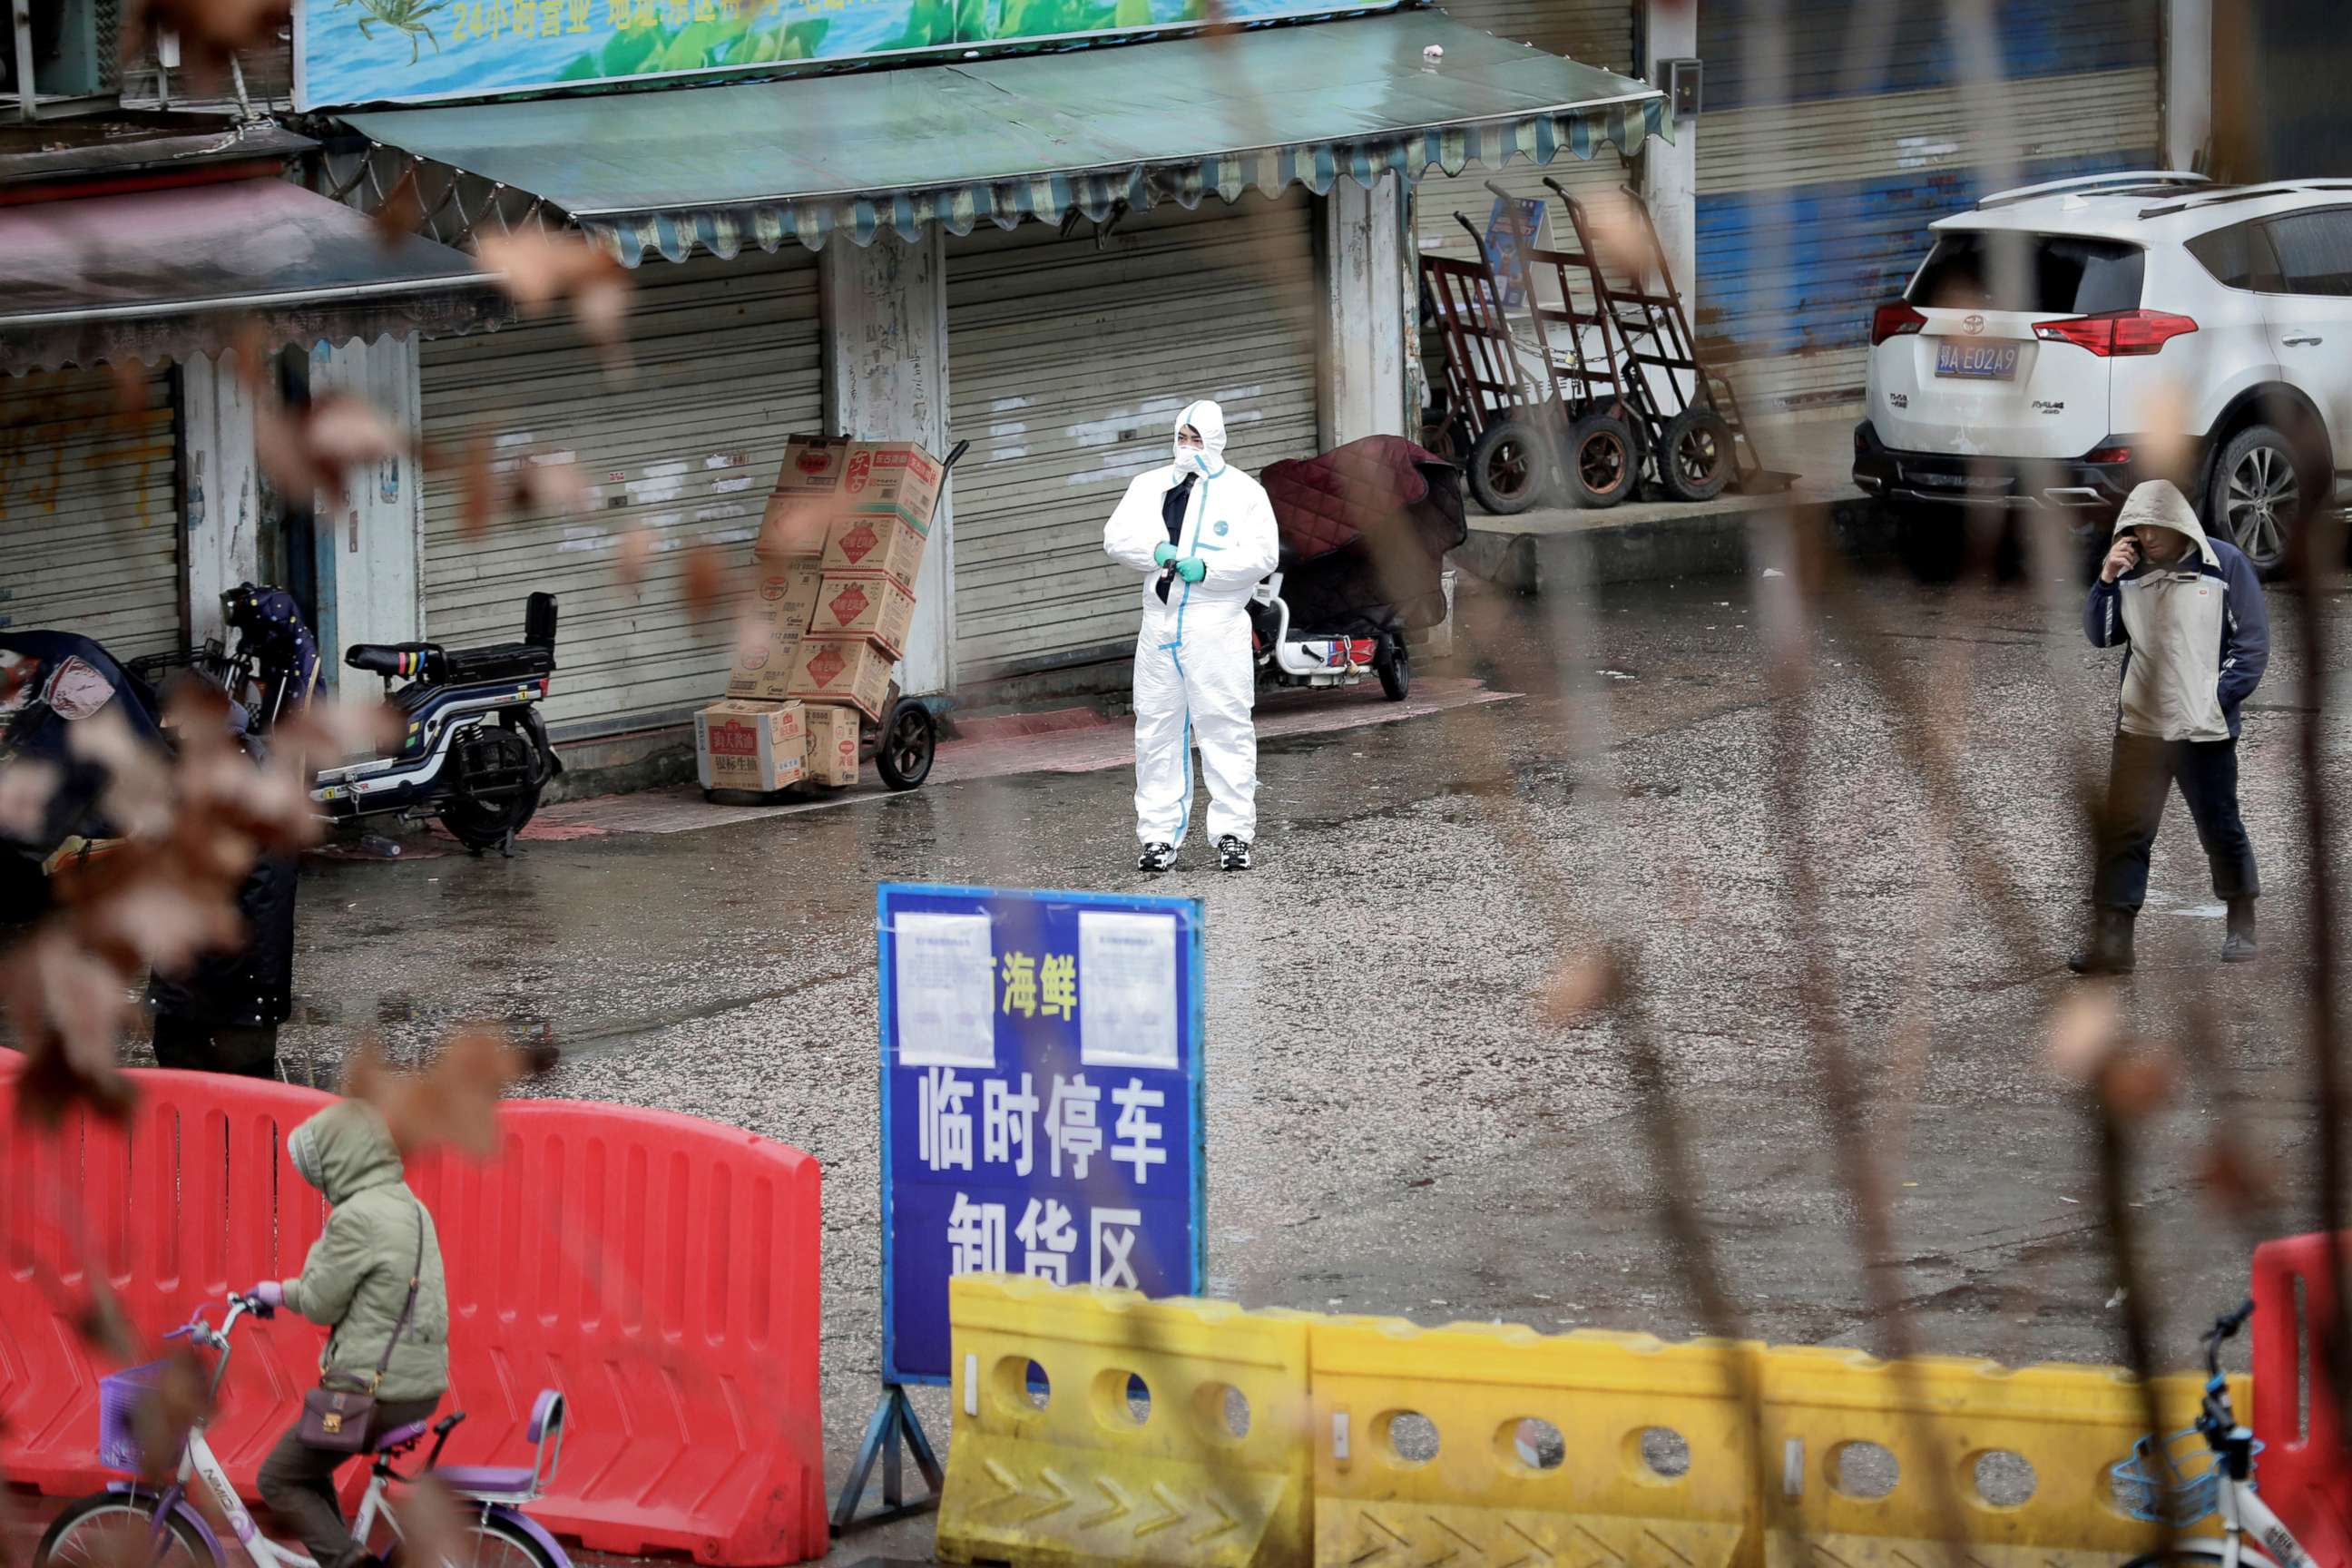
1935, 341, 2022, 379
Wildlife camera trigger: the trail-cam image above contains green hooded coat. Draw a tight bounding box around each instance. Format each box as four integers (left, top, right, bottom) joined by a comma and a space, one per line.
279, 1102, 449, 1402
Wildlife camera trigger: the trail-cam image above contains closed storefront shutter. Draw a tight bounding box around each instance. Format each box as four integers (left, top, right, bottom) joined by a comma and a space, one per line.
420, 251, 822, 740
0, 367, 181, 661
945, 193, 1320, 685
1417, 0, 1640, 255
1696, 0, 2161, 411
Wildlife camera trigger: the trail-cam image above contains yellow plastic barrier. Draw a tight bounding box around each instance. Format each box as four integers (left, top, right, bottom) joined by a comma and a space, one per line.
1310, 1318, 1761, 1568
1756, 1346, 2249, 1568
936, 1276, 1316, 1568
941, 1280, 2263, 1568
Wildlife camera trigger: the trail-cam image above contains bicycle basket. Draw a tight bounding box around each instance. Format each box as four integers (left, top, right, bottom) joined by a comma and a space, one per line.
2110, 1427, 2261, 1525
97, 1361, 177, 1473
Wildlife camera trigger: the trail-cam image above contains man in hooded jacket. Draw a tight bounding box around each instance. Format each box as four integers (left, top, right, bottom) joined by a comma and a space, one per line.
2071, 479, 2269, 975
1103, 401, 1280, 872
254, 1101, 449, 1568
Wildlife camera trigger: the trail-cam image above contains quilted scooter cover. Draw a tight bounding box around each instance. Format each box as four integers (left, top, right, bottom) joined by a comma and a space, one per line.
1259, 436, 1466, 636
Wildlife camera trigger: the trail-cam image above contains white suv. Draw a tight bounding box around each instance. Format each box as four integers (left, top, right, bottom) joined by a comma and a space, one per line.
1854, 171, 2352, 573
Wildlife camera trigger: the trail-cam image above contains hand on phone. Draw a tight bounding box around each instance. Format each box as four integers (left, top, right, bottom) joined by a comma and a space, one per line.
2102, 535, 2141, 583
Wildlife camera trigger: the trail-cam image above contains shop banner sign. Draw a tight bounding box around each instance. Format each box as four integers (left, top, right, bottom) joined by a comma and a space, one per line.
876, 881, 1205, 1387
295, 0, 1396, 111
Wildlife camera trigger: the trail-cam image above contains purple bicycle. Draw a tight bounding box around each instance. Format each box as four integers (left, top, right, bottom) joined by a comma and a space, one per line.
33, 1293, 573, 1568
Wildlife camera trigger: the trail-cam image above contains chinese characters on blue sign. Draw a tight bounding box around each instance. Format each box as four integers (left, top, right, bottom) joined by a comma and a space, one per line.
878, 883, 1205, 1386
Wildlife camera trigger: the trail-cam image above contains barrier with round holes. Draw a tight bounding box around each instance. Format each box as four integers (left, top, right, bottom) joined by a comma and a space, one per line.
1756, 1347, 2235, 1568
936, 1276, 1316, 1568
1311, 1318, 1758, 1568
944, 1279, 2270, 1568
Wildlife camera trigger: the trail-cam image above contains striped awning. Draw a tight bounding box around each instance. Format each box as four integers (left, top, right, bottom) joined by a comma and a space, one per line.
343, 8, 1669, 267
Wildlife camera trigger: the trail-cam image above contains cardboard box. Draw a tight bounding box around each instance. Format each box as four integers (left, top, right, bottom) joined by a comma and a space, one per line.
787, 638, 895, 721
696, 701, 806, 792
820, 514, 927, 592
770, 436, 944, 534
754, 494, 834, 561
725, 564, 826, 700
808, 573, 918, 658
803, 703, 861, 788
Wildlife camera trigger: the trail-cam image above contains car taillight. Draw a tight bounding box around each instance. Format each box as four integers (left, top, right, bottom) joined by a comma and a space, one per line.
2033, 309, 2199, 357
1871, 302, 1927, 346
2085, 445, 2133, 465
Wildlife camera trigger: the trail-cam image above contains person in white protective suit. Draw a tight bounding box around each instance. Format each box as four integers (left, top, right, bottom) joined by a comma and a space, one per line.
1102, 400, 1280, 873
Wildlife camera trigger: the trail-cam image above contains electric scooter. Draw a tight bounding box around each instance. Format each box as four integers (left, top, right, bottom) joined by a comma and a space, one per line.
221, 583, 564, 857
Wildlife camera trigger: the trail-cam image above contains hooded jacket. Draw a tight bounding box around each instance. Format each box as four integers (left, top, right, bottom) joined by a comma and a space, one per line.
279, 1102, 449, 1402
2084, 481, 2269, 743
1103, 401, 1280, 622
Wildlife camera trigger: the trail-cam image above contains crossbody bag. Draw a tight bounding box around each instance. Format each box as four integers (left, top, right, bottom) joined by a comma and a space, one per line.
297, 1200, 424, 1454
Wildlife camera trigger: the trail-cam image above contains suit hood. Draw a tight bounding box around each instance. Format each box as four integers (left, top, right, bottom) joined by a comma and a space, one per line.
1173, 399, 1230, 476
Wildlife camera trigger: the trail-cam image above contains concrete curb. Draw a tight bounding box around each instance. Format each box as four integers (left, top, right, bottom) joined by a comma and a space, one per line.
1454, 494, 1894, 594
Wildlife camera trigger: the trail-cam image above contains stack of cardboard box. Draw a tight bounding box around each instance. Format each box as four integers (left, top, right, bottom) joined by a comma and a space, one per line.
696, 436, 944, 794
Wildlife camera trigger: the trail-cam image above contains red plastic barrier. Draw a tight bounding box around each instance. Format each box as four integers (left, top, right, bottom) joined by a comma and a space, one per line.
1, 1068, 827, 1565
2251, 1231, 2352, 1567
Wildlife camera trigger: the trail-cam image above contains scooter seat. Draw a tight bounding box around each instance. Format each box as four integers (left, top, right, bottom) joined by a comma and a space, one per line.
347, 642, 442, 679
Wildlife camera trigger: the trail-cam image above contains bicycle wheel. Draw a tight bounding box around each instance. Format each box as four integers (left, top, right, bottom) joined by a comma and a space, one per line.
35, 1492, 215, 1568
412, 1511, 561, 1568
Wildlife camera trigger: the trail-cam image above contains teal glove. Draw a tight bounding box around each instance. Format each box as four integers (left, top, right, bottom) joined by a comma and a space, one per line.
1152, 542, 1178, 568
1175, 557, 1207, 584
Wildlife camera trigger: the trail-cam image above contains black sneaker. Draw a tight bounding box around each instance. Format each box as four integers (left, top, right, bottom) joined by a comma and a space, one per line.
1137, 842, 1176, 873
1217, 835, 1252, 871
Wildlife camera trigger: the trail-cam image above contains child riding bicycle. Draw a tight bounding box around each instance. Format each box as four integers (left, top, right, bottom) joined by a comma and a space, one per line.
255, 1101, 447, 1568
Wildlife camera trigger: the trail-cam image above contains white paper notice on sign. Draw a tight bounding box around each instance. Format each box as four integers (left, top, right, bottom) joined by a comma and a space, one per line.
896, 912, 997, 1068
1078, 910, 1179, 1071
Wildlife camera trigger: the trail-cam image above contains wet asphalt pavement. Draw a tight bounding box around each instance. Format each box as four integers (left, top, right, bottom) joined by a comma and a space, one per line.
230, 557, 2352, 1529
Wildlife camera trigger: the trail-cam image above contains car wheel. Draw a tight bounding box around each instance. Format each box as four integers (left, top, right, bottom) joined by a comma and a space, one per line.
2206, 423, 2302, 573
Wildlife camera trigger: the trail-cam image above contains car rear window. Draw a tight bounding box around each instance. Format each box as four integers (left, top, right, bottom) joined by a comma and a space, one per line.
1904, 231, 2145, 314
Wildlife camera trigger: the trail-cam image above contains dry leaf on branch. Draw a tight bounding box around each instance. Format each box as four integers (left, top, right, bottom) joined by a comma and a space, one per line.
2043, 988, 2120, 1083
255, 395, 407, 511
5, 929, 139, 1126
1537, 950, 1622, 1026
476, 233, 634, 373
130, 1349, 211, 1486
371, 169, 426, 250
346, 1026, 539, 1158
681, 544, 730, 613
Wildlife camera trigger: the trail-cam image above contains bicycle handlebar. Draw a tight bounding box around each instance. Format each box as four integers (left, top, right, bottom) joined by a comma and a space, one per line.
2201, 1298, 2255, 1378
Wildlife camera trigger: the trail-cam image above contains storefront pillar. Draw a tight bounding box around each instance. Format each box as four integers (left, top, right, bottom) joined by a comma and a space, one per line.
1320, 172, 1408, 447
822, 228, 955, 699
307, 334, 423, 689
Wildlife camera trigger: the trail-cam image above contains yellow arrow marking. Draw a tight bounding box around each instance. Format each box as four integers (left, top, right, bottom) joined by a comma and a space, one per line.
1189, 1488, 1242, 1547
1134, 1481, 1188, 1538
1016, 1467, 1075, 1524
980, 1459, 1022, 1514
1080, 1476, 1134, 1531
1500, 1521, 1554, 1568
1352, 1514, 1414, 1568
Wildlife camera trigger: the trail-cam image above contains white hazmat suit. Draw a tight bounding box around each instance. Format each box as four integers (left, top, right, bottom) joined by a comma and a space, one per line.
1102, 401, 1280, 851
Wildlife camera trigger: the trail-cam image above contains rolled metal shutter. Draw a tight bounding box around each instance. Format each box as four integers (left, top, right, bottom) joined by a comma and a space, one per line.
1417, 0, 1640, 255
945, 195, 1320, 685
420, 251, 822, 740
0, 367, 181, 661
1696, 0, 2161, 412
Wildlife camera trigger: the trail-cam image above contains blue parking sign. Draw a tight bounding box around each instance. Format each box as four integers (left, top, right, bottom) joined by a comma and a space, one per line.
877, 882, 1207, 1387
